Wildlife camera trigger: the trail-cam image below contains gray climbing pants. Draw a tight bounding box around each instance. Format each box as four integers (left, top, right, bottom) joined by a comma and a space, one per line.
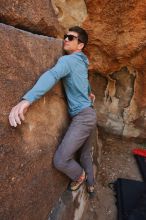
53, 107, 97, 186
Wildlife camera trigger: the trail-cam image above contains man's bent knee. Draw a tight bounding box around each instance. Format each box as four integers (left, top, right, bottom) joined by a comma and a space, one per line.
53, 152, 66, 171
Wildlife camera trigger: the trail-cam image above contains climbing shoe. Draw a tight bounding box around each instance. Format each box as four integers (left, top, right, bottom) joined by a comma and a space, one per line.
87, 185, 95, 198
69, 170, 86, 191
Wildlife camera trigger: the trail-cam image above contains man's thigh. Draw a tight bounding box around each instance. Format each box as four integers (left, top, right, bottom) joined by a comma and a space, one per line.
56, 107, 96, 159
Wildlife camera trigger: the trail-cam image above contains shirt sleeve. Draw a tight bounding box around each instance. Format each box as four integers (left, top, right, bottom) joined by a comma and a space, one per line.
22, 56, 70, 103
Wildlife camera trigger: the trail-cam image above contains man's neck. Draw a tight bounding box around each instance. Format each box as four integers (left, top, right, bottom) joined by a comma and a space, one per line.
66, 49, 82, 55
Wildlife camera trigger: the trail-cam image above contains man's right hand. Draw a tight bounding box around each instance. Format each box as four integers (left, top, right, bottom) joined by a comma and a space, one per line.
9, 100, 31, 127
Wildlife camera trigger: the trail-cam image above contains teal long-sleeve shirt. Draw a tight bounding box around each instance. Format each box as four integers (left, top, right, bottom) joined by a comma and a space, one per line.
23, 51, 92, 117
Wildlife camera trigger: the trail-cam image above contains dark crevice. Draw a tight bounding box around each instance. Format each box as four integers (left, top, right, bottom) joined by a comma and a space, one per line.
0, 17, 59, 38
110, 67, 136, 109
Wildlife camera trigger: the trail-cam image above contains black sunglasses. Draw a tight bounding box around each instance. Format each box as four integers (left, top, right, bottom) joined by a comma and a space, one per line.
64, 34, 82, 42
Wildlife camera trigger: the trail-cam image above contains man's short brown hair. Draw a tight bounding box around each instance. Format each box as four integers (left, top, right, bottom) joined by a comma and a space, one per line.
69, 26, 88, 48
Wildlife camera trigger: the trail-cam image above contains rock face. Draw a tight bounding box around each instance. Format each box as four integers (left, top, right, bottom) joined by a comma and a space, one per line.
1, 0, 146, 139
84, 0, 146, 73
51, 0, 87, 29
82, 0, 146, 138
1, 0, 146, 219
0, 0, 62, 37
0, 23, 69, 220
90, 67, 146, 138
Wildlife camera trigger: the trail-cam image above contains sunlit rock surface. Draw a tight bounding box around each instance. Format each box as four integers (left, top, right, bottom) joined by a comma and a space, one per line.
51, 0, 87, 29
0, 23, 69, 220
1, 0, 146, 219
82, 0, 146, 138
84, 0, 146, 73
0, 0, 62, 36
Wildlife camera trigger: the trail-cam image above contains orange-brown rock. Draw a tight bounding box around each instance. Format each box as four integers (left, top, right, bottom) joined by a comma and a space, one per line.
49, 0, 146, 139
1, 0, 146, 218
83, 0, 146, 74
89, 67, 146, 139
51, 0, 87, 30
0, 0, 63, 37
0, 23, 70, 220
81, 0, 146, 139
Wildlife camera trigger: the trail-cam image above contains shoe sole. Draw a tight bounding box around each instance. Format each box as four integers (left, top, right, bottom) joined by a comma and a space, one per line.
68, 176, 87, 191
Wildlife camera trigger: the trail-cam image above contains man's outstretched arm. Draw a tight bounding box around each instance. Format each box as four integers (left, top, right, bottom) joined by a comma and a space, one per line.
9, 57, 70, 127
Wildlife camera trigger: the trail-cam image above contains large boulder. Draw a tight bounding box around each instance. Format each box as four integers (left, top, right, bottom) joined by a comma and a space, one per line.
83, 0, 146, 73
0, 23, 70, 220
42, 0, 146, 139
82, 0, 146, 138
90, 67, 146, 138
51, 0, 87, 29
0, 0, 63, 37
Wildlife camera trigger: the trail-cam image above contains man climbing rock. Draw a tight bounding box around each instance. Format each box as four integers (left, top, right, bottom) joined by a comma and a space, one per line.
8, 26, 97, 195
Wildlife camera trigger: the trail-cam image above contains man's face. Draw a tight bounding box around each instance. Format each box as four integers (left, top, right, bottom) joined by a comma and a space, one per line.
63, 31, 84, 54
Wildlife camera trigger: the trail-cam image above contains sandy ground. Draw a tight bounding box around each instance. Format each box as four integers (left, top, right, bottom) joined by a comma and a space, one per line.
82, 131, 145, 220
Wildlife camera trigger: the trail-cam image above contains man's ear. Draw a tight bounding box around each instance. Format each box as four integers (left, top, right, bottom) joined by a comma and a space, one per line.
78, 42, 84, 50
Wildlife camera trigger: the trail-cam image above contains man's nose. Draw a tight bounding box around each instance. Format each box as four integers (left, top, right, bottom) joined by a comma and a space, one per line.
64, 37, 69, 41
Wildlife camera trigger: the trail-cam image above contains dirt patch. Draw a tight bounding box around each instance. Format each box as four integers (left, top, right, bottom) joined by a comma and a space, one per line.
82, 131, 145, 220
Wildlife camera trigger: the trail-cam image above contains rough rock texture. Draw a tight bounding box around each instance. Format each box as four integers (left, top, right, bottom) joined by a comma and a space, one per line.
84, 0, 146, 73
89, 64, 146, 138
1, 0, 146, 139
51, 0, 87, 29
1, 0, 146, 219
82, 0, 146, 139
81, 131, 143, 220
0, 23, 70, 220
0, 0, 63, 37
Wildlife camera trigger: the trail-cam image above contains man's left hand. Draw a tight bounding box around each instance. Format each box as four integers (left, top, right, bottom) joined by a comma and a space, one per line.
89, 93, 95, 104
